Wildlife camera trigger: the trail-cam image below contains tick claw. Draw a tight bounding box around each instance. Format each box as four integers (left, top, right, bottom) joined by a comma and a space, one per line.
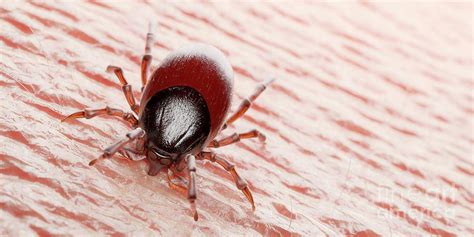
242, 187, 256, 211
259, 134, 266, 142
61, 115, 73, 122
89, 159, 98, 166
89, 155, 105, 166
61, 111, 85, 122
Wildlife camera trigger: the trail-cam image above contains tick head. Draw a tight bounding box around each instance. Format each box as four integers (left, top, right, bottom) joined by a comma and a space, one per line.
147, 143, 179, 167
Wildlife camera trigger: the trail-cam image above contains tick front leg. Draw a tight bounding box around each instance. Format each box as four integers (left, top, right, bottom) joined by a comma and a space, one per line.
141, 22, 155, 91
89, 127, 145, 166
187, 155, 199, 221
61, 106, 138, 126
198, 152, 255, 211
223, 78, 275, 129
208, 129, 266, 148
166, 170, 187, 195
119, 147, 146, 161
106, 66, 140, 114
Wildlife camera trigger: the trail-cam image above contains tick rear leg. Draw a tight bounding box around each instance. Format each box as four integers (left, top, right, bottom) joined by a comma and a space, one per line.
198, 151, 255, 211
89, 127, 145, 166
141, 22, 154, 91
62, 106, 138, 126
187, 155, 199, 221
223, 78, 275, 129
106, 66, 140, 114
208, 129, 266, 148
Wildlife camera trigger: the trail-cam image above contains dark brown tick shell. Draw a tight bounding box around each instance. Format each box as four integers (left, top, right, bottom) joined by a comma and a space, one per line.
139, 44, 234, 152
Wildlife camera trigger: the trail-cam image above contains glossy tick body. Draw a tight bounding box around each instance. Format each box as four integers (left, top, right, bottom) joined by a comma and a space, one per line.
62, 24, 274, 221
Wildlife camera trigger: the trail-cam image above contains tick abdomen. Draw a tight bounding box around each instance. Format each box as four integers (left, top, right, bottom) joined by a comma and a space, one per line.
140, 86, 211, 154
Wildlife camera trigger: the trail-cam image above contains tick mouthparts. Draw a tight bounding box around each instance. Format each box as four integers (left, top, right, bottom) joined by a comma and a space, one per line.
147, 162, 165, 176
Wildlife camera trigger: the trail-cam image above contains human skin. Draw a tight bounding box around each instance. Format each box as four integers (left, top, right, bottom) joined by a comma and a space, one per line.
0, 1, 472, 236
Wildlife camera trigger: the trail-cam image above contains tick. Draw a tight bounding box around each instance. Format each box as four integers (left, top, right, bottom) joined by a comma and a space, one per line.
62, 24, 274, 221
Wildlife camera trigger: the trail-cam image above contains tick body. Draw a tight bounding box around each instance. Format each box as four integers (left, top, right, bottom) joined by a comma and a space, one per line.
63, 24, 273, 221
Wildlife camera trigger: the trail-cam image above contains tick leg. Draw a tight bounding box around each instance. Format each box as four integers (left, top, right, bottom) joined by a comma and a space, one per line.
141, 22, 154, 91
119, 133, 146, 161
187, 155, 199, 221
198, 151, 255, 211
106, 66, 140, 115
89, 127, 145, 166
119, 147, 146, 161
208, 129, 266, 148
223, 78, 275, 129
61, 106, 138, 126
166, 170, 187, 195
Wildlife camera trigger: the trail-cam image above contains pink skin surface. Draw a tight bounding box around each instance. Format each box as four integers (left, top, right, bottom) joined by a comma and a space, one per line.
0, 1, 472, 236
